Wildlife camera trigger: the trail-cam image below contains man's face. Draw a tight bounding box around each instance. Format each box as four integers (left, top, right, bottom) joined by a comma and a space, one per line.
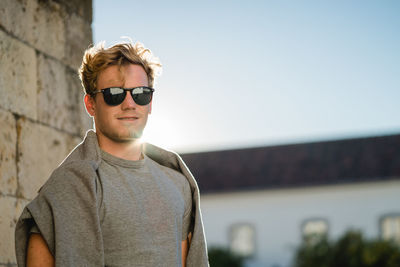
85, 64, 152, 143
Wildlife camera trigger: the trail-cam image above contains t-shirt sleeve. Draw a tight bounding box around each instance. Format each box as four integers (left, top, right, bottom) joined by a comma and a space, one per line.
29, 222, 40, 234
182, 178, 193, 241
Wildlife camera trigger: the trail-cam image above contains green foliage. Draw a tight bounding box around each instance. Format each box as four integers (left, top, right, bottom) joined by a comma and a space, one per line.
208, 246, 245, 267
294, 230, 400, 267
295, 234, 332, 267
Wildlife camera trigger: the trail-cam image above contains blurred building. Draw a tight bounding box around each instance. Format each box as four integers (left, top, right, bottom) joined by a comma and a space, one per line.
182, 133, 400, 267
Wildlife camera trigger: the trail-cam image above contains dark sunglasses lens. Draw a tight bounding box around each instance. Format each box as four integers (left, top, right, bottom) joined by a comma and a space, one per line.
103, 88, 126, 106
132, 89, 153, 105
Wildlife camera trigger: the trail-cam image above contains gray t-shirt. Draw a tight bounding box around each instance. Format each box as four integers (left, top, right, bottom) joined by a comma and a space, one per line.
31, 149, 192, 266
98, 149, 192, 266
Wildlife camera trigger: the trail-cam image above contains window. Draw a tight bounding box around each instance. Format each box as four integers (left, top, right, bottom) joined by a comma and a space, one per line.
229, 223, 256, 258
380, 214, 400, 244
301, 218, 329, 245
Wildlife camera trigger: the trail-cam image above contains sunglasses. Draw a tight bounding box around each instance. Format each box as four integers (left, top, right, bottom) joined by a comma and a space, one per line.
91, 86, 155, 106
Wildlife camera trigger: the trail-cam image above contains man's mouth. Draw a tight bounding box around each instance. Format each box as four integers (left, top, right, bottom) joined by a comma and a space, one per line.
118, 117, 138, 121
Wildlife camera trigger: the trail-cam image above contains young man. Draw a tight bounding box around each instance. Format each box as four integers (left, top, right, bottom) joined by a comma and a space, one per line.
15, 41, 209, 266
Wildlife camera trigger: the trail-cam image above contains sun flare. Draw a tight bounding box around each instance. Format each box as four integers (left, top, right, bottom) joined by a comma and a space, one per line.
142, 114, 185, 152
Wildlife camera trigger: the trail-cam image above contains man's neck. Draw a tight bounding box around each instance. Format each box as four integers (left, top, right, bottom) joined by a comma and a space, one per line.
96, 133, 144, 161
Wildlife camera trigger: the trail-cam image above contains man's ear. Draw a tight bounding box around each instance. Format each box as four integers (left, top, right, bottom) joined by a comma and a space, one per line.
84, 94, 96, 117
148, 100, 152, 115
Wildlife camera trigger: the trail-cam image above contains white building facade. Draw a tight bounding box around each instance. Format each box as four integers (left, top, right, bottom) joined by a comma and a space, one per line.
201, 179, 400, 267
181, 133, 400, 267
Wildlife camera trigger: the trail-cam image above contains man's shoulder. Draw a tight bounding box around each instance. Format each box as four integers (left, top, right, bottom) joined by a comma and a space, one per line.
143, 142, 199, 179
143, 142, 183, 170
147, 156, 187, 181
40, 159, 97, 192
143, 143, 193, 192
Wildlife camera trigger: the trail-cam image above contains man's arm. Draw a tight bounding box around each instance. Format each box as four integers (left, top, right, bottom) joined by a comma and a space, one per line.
26, 233, 55, 267
181, 237, 189, 267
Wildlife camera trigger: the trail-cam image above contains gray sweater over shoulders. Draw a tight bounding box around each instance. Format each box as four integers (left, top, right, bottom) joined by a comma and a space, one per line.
14, 130, 209, 267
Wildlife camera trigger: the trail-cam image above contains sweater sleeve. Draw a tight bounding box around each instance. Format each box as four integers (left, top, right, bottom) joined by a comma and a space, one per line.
182, 175, 193, 240
15, 161, 104, 267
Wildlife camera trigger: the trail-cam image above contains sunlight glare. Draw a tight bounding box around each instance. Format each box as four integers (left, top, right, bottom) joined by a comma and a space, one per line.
142, 114, 185, 152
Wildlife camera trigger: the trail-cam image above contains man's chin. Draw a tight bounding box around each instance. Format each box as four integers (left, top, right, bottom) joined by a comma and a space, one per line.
116, 136, 143, 143
104, 130, 144, 143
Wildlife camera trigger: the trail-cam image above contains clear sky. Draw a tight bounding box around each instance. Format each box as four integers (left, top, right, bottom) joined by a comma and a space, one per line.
93, 0, 400, 153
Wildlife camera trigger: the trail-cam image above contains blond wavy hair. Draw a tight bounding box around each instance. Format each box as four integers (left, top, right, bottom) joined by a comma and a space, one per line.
79, 40, 162, 95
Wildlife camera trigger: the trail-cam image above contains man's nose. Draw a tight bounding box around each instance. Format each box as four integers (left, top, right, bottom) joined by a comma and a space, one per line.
121, 91, 137, 109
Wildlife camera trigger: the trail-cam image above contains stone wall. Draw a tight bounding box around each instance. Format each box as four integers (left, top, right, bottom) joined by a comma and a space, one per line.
0, 0, 93, 265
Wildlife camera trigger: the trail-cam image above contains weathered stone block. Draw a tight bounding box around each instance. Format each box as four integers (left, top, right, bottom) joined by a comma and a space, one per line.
66, 69, 93, 137
32, 1, 66, 61
17, 118, 81, 200
37, 53, 83, 135
0, 109, 17, 196
0, 0, 28, 37
64, 11, 92, 70
0, 0, 66, 62
55, 0, 92, 23
0, 196, 25, 264
0, 31, 37, 119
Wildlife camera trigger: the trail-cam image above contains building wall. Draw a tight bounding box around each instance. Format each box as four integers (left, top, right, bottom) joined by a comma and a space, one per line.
0, 0, 92, 265
201, 180, 400, 267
